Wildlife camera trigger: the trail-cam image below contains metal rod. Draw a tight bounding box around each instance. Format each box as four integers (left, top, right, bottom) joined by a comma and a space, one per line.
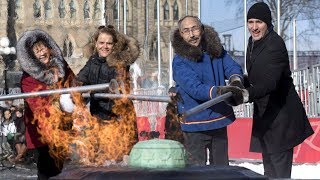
83, 93, 171, 103
182, 92, 233, 118
0, 83, 110, 101
157, 0, 161, 87
244, 0, 247, 74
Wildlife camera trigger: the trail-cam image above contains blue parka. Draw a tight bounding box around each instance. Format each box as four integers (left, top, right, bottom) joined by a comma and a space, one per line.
172, 25, 243, 132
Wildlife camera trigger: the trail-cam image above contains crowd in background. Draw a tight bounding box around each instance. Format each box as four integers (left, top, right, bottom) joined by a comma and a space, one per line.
0, 100, 37, 166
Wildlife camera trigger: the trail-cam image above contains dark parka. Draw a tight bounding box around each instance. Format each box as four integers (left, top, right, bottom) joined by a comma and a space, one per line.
246, 27, 314, 153
77, 32, 140, 120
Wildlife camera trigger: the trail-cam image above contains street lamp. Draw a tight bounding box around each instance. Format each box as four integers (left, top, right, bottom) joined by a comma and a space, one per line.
0, 37, 16, 55
0, 36, 17, 97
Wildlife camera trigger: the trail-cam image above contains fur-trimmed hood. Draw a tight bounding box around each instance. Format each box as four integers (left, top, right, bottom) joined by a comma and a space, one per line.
107, 32, 140, 67
17, 29, 68, 85
172, 25, 223, 61
84, 31, 140, 68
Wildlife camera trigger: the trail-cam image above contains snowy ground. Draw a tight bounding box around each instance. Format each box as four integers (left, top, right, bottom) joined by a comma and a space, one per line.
0, 161, 37, 180
230, 160, 320, 179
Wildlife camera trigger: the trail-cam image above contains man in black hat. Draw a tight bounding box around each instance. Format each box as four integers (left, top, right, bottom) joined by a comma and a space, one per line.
241, 2, 314, 178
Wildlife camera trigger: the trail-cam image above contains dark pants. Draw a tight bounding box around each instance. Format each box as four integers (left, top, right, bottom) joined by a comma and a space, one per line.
183, 127, 229, 166
37, 146, 63, 180
262, 148, 293, 178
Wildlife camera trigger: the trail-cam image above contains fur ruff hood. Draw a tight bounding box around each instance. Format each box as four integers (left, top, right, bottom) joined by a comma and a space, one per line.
17, 29, 68, 85
84, 31, 140, 67
172, 25, 223, 61
107, 32, 140, 67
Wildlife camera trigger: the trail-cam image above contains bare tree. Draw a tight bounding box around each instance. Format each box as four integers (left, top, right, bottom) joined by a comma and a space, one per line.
226, 0, 320, 42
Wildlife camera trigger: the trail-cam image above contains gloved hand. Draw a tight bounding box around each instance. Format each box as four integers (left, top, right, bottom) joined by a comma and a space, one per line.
109, 79, 120, 94
228, 76, 245, 89
216, 86, 246, 106
59, 94, 75, 113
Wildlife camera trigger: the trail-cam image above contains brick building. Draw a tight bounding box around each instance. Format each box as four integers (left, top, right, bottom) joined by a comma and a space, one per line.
0, 0, 199, 79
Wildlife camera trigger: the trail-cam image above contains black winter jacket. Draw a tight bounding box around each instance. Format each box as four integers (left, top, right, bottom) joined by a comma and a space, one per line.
77, 53, 117, 120
246, 28, 314, 153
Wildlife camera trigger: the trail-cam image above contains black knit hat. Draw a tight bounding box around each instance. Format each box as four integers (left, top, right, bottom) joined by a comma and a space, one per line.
247, 2, 272, 27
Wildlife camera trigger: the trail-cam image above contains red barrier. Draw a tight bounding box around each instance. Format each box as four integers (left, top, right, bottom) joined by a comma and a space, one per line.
228, 118, 320, 163
136, 116, 320, 163
136, 116, 166, 141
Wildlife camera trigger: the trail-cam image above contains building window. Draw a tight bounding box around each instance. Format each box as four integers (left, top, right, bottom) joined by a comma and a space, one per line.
44, 0, 52, 19
126, 1, 129, 20
69, 42, 73, 57
83, 0, 90, 19
33, 0, 41, 18
173, 0, 179, 20
58, 0, 66, 18
63, 40, 73, 57
93, 0, 101, 19
113, 0, 118, 20
69, 0, 76, 18
15, 0, 22, 19
154, 0, 157, 19
63, 41, 68, 57
163, 0, 169, 20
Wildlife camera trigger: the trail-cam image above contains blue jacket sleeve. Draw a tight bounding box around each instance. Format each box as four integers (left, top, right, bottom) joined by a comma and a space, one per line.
173, 56, 215, 101
222, 52, 243, 81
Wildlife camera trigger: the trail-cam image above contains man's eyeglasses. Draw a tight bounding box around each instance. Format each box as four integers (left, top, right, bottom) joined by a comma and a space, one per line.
181, 26, 201, 35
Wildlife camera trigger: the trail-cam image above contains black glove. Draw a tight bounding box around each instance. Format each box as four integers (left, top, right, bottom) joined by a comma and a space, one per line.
216, 86, 244, 106
228, 76, 245, 89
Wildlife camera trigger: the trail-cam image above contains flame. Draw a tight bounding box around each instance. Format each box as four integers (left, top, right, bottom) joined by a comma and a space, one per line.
32, 77, 138, 166
165, 99, 184, 143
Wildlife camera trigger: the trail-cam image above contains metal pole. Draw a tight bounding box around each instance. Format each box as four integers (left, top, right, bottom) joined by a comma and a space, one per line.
277, 0, 281, 34
293, 19, 297, 70
185, 0, 188, 16
117, 0, 120, 31
182, 92, 233, 118
0, 83, 110, 101
244, 0, 247, 74
198, 0, 201, 18
169, 40, 173, 87
83, 93, 171, 103
145, 0, 149, 49
101, 0, 105, 25
157, 0, 161, 87
123, 0, 126, 34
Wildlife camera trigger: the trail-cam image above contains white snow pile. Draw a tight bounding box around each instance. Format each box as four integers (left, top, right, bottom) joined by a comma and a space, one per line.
230, 161, 320, 179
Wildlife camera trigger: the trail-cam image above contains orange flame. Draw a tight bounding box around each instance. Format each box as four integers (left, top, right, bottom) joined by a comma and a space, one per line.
32, 80, 137, 166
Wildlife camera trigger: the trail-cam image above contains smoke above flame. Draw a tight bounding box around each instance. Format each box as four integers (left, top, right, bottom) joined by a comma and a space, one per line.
32, 88, 137, 166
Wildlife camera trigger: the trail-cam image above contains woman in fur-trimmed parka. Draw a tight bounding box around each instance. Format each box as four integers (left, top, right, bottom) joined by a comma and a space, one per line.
76, 25, 140, 121
17, 29, 75, 179
172, 16, 243, 166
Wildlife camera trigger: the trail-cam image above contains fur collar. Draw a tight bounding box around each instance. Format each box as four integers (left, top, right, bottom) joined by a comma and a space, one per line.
108, 33, 140, 67
16, 29, 68, 85
84, 32, 140, 68
172, 25, 223, 61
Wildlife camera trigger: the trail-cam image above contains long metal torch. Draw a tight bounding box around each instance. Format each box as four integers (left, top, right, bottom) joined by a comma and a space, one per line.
82, 93, 171, 103
181, 92, 233, 119
0, 83, 110, 101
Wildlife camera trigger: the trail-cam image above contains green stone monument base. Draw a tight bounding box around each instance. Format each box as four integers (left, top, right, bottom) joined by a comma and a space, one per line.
129, 139, 186, 169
